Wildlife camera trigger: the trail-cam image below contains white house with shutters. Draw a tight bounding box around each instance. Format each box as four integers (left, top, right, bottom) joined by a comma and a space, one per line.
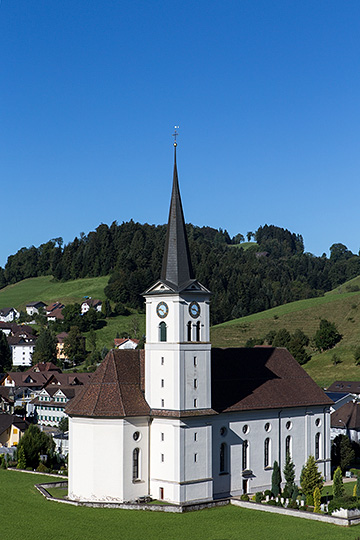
66, 142, 332, 505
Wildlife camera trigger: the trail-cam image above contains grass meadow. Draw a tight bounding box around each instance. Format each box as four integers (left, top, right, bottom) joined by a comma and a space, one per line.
1, 470, 359, 540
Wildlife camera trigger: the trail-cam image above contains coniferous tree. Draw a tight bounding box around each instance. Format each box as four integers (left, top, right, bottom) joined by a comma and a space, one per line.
0, 331, 12, 371
356, 476, 360, 497
313, 486, 321, 513
16, 446, 26, 469
332, 466, 345, 499
32, 328, 58, 364
300, 455, 323, 504
283, 452, 296, 498
271, 460, 281, 496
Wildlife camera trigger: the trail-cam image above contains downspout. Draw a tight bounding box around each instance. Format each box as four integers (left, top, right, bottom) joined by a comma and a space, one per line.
278, 410, 282, 469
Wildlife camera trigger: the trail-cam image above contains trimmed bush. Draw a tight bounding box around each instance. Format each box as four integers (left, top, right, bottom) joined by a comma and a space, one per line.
240, 494, 249, 501
255, 491, 264, 503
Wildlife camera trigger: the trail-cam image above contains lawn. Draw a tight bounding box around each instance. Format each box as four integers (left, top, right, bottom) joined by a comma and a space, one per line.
0, 275, 109, 311
1, 470, 359, 540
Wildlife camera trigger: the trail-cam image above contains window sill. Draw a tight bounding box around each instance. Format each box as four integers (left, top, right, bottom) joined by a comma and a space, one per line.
132, 479, 144, 484
219, 472, 229, 476
264, 466, 273, 471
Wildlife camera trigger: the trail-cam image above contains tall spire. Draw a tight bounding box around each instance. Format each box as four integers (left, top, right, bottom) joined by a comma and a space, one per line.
161, 134, 194, 288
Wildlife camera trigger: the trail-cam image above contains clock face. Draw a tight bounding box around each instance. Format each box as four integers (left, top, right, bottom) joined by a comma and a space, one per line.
189, 301, 200, 319
156, 301, 169, 319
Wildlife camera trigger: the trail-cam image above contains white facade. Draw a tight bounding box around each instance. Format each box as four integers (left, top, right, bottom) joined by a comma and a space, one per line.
11, 342, 35, 367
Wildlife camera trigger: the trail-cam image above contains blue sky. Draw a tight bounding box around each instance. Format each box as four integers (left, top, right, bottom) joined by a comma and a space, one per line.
1, 1, 360, 267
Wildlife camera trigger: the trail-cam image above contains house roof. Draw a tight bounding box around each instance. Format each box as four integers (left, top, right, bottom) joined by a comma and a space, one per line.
0, 322, 33, 335
28, 362, 61, 373
0, 387, 13, 403
0, 414, 29, 436
47, 308, 64, 320
56, 332, 69, 343
7, 336, 35, 346
327, 381, 360, 394
0, 308, 16, 316
31, 385, 84, 406
210, 347, 333, 412
81, 299, 102, 307
26, 301, 46, 307
67, 346, 332, 419
331, 400, 360, 430
114, 338, 139, 347
66, 349, 149, 418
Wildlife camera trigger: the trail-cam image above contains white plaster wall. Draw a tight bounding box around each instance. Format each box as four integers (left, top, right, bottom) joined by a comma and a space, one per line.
150, 417, 212, 504
69, 416, 149, 502
211, 406, 331, 497
12, 345, 33, 367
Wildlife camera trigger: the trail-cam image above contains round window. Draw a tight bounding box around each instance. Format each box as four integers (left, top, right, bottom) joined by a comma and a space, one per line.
264, 422, 271, 432
242, 424, 249, 435
220, 426, 227, 437
286, 421, 292, 430
133, 431, 141, 441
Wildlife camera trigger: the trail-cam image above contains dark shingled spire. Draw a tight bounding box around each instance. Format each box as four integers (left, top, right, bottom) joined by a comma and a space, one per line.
161, 143, 194, 288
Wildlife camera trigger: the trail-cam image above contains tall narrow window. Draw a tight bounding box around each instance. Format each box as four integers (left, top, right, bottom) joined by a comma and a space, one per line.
194, 356, 197, 366
285, 435, 291, 457
161, 356, 164, 365
133, 448, 140, 481
196, 321, 200, 341
315, 432, 321, 460
194, 379, 197, 389
161, 379, 164, 388
264, 438, 270, 468
187, 321, 192, 341
194, 398, 197, 408
220, 442, 227, 473
242, 440, 248, 470
161, 399, 164, 407
159, 322, 167, 342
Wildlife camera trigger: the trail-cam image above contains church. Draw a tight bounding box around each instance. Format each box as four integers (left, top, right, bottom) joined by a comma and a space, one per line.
66, 141, 332, 505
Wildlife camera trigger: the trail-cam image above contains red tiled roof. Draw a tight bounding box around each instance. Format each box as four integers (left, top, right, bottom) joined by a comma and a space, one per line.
114, 338, 139, 346
28, 362, 61, 373
66, 349, 149, 418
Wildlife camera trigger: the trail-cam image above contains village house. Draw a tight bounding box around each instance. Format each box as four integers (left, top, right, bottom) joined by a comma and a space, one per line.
80, 298, 102, 315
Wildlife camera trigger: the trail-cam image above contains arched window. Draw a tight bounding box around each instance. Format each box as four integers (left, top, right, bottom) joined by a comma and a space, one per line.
196, 321, 200, 341
315, 432, 321, 460
133, 448, 140, 481
159, 322, 167, 342
285, 435, 291, 457
242, 440, 248, 470
187, 321, 192, 341
220, 442, 227, 473
264, 438, 270, 468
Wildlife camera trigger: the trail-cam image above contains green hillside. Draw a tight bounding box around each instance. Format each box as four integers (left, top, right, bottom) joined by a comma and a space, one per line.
0, 275, 145, 351
0, 275, 109, 311
211, 275, 360, 388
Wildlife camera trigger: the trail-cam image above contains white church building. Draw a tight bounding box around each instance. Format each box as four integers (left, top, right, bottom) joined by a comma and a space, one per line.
66, 142, 332, 505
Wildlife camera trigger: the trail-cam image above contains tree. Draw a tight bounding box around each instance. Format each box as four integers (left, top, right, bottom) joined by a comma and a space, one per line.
313, 486, 321, 513
233, 233, 245, 244
16, 446, 26, 469
87, 328, 97, 353
355, 476, 360, 497
332, 466, 344, 499
331, 434, 355, 472
17, 424, 55, 469
271, 460, 281, 496
300, 455, 323, 503
314, 319, 342, 352
283, 452, 296, 499
58, 417, 69, 433
32, 328, 57, 364
0, 331, 12, 371
62, 303, 82, 332
246, 231, 254, 242
272, 328, 291, 348
63, 326, 86, 366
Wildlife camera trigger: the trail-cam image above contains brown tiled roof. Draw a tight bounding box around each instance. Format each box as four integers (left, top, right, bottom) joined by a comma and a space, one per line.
66, 349, 149, 418
211, 347, 333, 412
331, 401, 360, 430
0, 387, 13, 403
0, 413, 29, 436
1, 372, 52, 388
31, 385, 84, 406
327, 381, 360, 394
29, 362, 61, 373
114, 338, 139, 347
44, 373, 92, 387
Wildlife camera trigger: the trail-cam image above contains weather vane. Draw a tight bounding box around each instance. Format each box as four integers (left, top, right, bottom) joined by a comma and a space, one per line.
173, 126, 179, 146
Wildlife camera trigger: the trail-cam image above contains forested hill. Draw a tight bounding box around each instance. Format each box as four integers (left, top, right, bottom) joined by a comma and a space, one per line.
0, 221, 359, 325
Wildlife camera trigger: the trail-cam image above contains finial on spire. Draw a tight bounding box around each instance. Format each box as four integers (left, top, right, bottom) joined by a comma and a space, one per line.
172, 126, 179, 147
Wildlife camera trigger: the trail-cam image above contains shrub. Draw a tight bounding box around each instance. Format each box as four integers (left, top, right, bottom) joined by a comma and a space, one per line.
264, 489, 272, 498
267, 499, 277, 506
240, 494, 249, 501
287, 499, 298, 509
332, 466, 345, 499
271, 460, 281, 497
36, 463, 50, 473
313, 487, 321, 513
328, 496, 360, 513
255, 491, 264, 503
306, 494, 314, 506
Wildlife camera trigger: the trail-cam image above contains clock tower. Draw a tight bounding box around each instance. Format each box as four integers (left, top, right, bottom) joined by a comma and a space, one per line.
143, 139, 213, 504
143, 141, 211, 412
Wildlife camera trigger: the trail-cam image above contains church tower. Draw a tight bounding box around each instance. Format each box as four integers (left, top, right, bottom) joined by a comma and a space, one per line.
143, 136, 213, 504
